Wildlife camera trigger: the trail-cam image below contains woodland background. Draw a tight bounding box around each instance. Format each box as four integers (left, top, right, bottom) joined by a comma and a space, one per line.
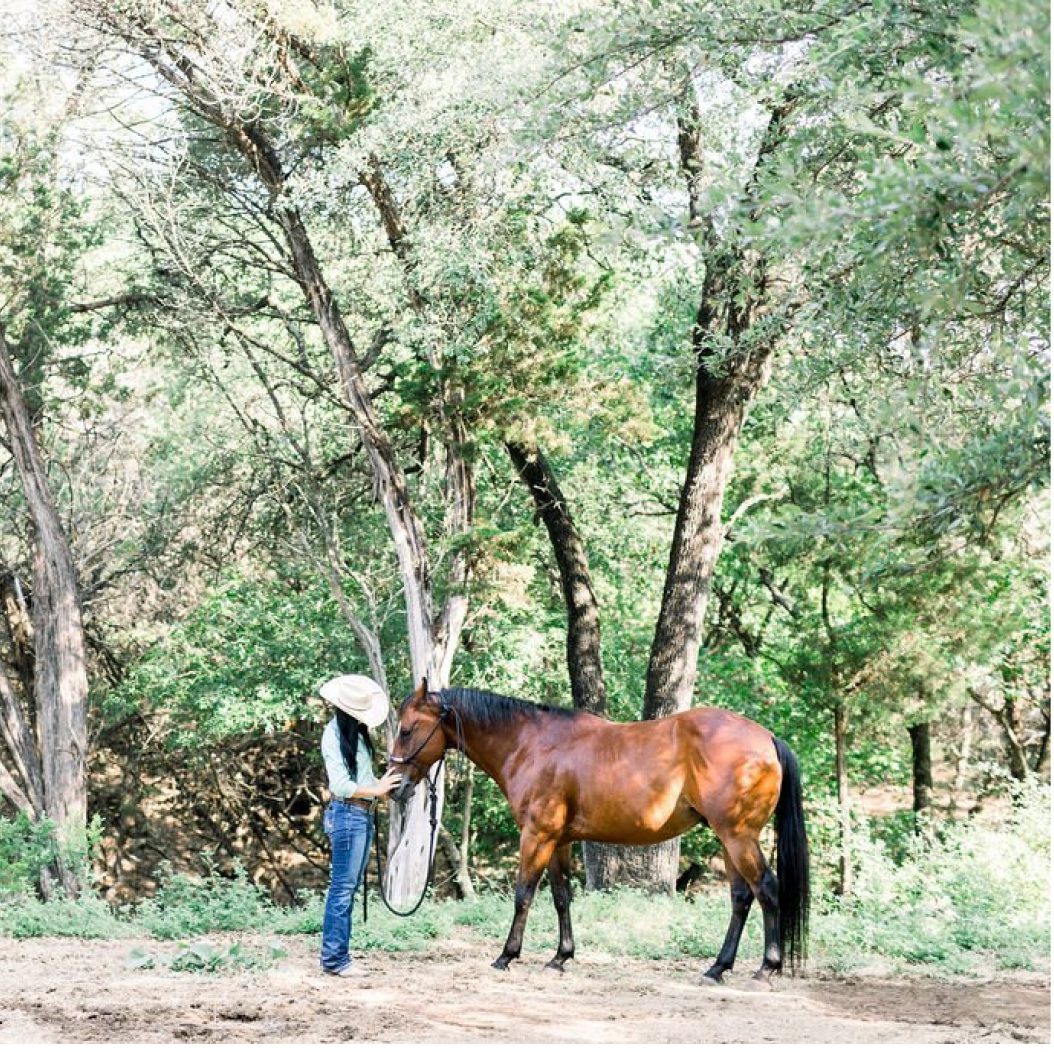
0, 0, 1048, 966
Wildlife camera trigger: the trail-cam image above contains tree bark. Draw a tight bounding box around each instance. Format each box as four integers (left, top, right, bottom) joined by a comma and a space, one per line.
456, 769, 476, 901
642, 100, 792, 719
968, 685, 1030, 782
908, 721, 933, 823
642, 340, 771, 719
834, 699, 852, 897
507, 442, 607, 715
951, 700, 974, 811
0, 659, 45, 816
0, 327, 88, 894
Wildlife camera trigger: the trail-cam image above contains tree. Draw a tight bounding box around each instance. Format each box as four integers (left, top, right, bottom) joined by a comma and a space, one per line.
502, 0, 1048, 889
0, 83, 94, 891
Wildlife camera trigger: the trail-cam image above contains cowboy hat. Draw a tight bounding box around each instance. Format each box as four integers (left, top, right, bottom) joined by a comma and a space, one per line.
319, 674, 390, 728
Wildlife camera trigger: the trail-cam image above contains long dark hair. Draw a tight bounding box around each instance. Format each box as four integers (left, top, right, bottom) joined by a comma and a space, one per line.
335, 709, 375, 780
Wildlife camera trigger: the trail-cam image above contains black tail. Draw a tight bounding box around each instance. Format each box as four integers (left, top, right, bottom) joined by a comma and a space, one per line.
773, 737, 810, 973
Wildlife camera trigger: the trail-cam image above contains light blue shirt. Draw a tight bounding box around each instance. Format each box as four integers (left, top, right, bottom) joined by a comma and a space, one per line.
322, 718, 379, 799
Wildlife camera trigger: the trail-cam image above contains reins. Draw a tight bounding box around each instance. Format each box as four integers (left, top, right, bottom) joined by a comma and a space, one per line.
364, 698, 467, 920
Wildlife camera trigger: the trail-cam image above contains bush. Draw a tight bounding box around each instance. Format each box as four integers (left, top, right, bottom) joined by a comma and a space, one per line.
0, 814, 57, 898
0, 891, 135, 938
811, 781, 1050, 973
0, 788, 1045, 981
135, 858, 275, 939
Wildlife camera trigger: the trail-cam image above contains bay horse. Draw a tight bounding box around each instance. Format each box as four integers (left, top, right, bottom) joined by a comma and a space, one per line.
388, 681, 809, 983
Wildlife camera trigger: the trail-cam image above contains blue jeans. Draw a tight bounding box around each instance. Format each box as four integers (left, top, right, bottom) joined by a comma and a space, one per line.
320, 801, 373, 973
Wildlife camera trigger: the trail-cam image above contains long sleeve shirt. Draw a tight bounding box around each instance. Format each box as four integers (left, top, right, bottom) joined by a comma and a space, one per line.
322, 718, 379, 799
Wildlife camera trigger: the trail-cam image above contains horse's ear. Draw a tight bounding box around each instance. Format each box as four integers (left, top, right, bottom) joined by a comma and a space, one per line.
416, 677, 428, 699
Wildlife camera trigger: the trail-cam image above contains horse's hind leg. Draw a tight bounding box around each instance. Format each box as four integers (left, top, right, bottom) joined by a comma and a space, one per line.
545, 843, 574, 971
494, 830, 556, 971
721, 835, 781, 983
702, 847, 755, 984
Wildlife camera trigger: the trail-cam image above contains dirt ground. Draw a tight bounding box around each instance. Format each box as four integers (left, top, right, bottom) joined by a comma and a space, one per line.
0, 933, 1048, 1044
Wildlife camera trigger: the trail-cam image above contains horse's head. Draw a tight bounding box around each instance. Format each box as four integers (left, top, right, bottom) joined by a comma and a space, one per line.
387, 678, 450, 805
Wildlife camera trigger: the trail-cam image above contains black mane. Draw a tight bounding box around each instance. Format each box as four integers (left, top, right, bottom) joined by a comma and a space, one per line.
440, 687, 579, 733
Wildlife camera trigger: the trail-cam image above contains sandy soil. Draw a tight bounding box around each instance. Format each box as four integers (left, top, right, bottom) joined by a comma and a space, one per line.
0, 933, 1048, 1044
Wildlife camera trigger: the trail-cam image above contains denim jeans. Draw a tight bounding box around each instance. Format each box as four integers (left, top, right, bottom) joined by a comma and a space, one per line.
320, 800, 373, 973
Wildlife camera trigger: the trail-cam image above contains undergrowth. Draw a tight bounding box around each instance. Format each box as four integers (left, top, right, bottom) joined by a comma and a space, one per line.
0, 785, 1047, 978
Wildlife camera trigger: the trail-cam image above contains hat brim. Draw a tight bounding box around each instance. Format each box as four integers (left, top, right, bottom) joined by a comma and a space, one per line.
319, 679, 390, 728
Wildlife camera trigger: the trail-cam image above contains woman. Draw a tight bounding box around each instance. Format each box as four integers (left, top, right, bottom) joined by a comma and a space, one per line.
318, 674, 400, 977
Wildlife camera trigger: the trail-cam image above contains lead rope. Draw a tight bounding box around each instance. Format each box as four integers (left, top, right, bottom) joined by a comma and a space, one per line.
366, 757, 444, 919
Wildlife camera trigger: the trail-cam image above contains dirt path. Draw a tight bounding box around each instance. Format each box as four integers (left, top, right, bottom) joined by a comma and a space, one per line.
0, 934, 1048, 1044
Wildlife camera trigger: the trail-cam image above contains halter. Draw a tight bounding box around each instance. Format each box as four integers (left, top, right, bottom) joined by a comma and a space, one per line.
386, 707, 447, 773
387, 694, 465, 772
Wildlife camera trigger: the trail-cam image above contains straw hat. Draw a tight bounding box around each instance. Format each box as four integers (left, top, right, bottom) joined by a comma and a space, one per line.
319, 674, 390, 728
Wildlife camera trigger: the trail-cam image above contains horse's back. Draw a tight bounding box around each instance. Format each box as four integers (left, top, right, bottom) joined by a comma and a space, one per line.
539, 705, 780, 845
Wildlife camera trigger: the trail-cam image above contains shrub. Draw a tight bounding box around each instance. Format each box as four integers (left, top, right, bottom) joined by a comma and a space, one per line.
811, 781, 1050, 973
0, 891, 135, 939
135, 859, 275, 939
0, 814, 57, 898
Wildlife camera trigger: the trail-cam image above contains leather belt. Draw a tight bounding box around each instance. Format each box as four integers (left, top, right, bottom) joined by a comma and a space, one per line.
336, 797, 372, 812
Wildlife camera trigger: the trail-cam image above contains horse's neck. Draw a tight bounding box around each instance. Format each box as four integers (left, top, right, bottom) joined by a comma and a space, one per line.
451, 709, 526, 789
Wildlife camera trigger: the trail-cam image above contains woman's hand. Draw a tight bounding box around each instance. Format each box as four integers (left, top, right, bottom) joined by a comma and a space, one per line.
361, 769, 402, 800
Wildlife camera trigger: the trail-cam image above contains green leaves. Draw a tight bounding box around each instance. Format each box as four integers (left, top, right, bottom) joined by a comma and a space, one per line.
109, 572, 370, 752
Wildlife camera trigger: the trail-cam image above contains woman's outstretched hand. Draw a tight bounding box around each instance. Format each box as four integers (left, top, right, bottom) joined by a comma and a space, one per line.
364, 769, 402, 799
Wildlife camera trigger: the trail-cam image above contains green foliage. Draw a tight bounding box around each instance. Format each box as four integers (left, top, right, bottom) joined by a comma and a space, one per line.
0, 814, 57, 899
127, 939, 288, 973
0, 0, 1045, 972
815, 785, 1050, 972
134, 859, 276, 939
108, 572, 369, 750
0, 891, 135, 939
0, 814, 105, 903
0, 793, 1045, 979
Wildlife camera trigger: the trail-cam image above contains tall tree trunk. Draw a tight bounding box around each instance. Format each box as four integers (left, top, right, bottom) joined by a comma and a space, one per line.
834, 699, 852, 897
0, 327, 88, 894
357, 152, 479, 899
643, 349, 771, 718
625, 102, 791, 893
100, 37, 448, 902
506, 442, 606, 714
456, 769, 476, 901
951, 700, 974, 812
628, 285, 773, 892
1033, 705, 1050, 775
0, 658, 45, 816
968, 685, 1030, 782
999, 697, 1030, 781
507, 440, 614, 889
908, 721, 933, 824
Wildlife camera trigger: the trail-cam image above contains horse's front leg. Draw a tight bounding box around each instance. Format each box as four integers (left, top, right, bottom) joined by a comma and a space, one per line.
493, 830, 555, 970
545, 842, 574, 971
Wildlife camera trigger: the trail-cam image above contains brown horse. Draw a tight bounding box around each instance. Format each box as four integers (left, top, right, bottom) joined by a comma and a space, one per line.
388, 682, 809, 983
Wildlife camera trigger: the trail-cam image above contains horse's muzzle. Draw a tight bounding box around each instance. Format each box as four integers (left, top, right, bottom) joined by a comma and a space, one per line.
390, 774, 415, 806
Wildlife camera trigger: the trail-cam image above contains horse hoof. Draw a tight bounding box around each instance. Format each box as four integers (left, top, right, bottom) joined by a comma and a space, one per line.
492, 957, 511, 971
699, 972, 724, 986
544, 958, 567, 973
749, 974, 773, 991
